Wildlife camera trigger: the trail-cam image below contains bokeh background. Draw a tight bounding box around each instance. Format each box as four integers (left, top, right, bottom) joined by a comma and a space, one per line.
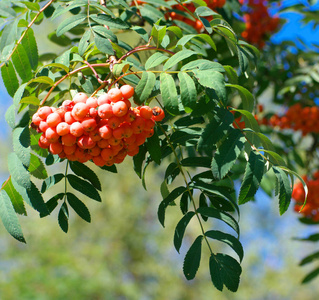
1, 1, 319, 299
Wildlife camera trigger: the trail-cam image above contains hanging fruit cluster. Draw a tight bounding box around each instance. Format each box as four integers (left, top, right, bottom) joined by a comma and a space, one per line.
31, 85, 165, 167
293, 172, 319, 222
133, 0, 226, 33
240, 0, 279, 48
267, 104, 319, 136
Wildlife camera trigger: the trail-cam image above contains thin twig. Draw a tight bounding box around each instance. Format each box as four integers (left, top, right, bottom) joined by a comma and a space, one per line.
0, 0, 55, 69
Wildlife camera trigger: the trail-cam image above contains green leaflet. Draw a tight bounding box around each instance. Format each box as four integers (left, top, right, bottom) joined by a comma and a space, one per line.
5, 105, 16, 129
238, 151, 264, 204
151, 23, 166, 48
12, 44, 33, 82
21, 28, 38, 70
41, 174, 64, 193
178, 72, 197, 113
2, 177, 27, 216
193, 69, 226, 104
69, 161, 101, 191
197, 108, 234, 156
90, 14, 130, 30
78, 30, 91, 57
94, 34, 114, 55
205, 230, 244, 262
158, 186, 187, 227
12, 126, 31, 168
1, 61, 19, 97
299, 250, 319, 266
209, 253, 242, 292
7, 152, 31, 190
183, 235, 203, 280
160, 72, 179, 115
302, 267, 319, 284
145, 52, 169, 70
26, 182, 50, 217
226, 84, 255, 113
211, 129, 245, 180
174, 211, 195, 253
0, 190, 26, 243
28, 154, 48, 180
66, 193, 91, 223
133, 71, 156, 105
273, 166, 292, 215
56, 14, 86, 37
92, 26, 117, 42
146, 129, 161, 165
58, 202, 69, 233
163, 49, 197, 71
67, 174, 101, 202
197, 206, 240, 236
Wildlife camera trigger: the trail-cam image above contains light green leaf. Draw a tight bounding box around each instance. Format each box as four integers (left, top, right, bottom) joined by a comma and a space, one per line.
1, 61, 19, 97
94, 34, 114, 55
163, 49, 197, 70
5, 105, 16, 129
56, 14, 86, 37
226, 84, 255, 113
178, 72, 197, 113
133, 71, 156, 105
160, 72, 179, 115
90, 14, 130, 30
21, 28, 38, 70
12, 126, 31, 168
145, 52, 169, 70
8, 152, 31, 190
28, 154, 48, 180
12, 44, 33, 82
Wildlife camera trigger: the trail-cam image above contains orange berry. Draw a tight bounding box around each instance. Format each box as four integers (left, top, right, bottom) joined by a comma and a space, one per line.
108, 87, 123, 102
73, 92, 88, 104
120, 85, 135, 99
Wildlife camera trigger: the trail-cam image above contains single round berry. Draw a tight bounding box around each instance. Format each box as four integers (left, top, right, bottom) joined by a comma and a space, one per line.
73, 92, 88, 104
120, 85, 135, 99
98, 103, 113, 119
38, 106, 52, 120
56, 122, 70, 136
108, 87, 123, 102
70, 122, 84, 137
112, 101, 128, 117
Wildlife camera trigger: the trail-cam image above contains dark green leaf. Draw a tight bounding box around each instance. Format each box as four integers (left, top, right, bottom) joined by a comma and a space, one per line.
197, 207, 239, 236
26, 182, 50, 216
181, 60, 224, 72
205, 230, 244, 262
158, 186, 187, 227
0, 190, 26, 243
69, 161, 101, 191
22, 28, 38, 70
58, 202, 69, 233
2, 177, 26, 216
226, 84, 255, 113
300, 251, 319, 266
273, 167, 292, 215
211, 129, 245, 180
66, 193, 91, 223
209, 253, 242, 292
174, 211, 195, 253
183, 235, 203, 280
56, 14, 86, 37
40, 193, 64, 218
1, 61, 19, 97
180, 157, 211, 168
294, 233, 319, 242
160, 72, 179, 115
95, 34, 114, 55
92, 26, 117, 42
133, 71, 156, 105
178, 72, 197, 113
133, 145, 147, 178
90, 14, 130, 29
163, 50, 197, 71
239, 151, 264, 204
67, 174, 101, 202
41, 174, 64, 193
302, 267, 319, 284
78, 30, 91, 56
48, 32, 72, 47
146, 130, 161, 165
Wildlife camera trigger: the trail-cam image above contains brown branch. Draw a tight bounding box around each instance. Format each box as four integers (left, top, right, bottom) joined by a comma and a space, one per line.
40, 63, 110, 106
0, 0, 55, 69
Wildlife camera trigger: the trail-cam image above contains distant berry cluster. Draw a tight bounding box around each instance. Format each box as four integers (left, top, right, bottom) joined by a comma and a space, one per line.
268, 104, 319, 136
240, 0, 279, 48
31, 85, 165, 167
293, 173, 319, 222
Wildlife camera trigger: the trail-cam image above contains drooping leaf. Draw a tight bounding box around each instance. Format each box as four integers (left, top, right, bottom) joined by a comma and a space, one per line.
11, 44, 33, 82
94, 34, 114, 55
58, 202, 69, 233
56, 14, 86, 37
5, 105, 16, 129
133, 145, 147, 178
66, 192, 91, 223
238, 151, 264, 204
197, 108, 234, 155
1, 61, 19, 97
158, 186, 187, 227
180, 157, 211, 168
92, 26, 117, 42
2, 177, 26, 216
174, 211, 195, 253
302, 267, 319, 284
160, 72, 179, 115
205, 230, 244, 262
133, 71, 156, 105
26, 182, 50, 217
12, 126, 31, 168
69, 161, 101, 191
299, 251, 319, 266
90, 14, 130, 30
211, 129, 245, 180
7, 152, 31, 190
183, 235, 203, 280
178, 72, 197, 113
41, 174, 64, 193
28, 154, 48, 180
226, 84, 255, 113
273, 166, 292, 215
78, 30, 91, 57
21, 28, 38, 70
209, 253, 242, 292
146, 130, 161, 165
0, 190, 26, 243
40, 193, 64, 218
67, 174, 101, 202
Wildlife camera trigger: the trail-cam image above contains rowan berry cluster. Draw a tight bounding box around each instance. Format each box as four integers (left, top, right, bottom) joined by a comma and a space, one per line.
31, 85, 165, 167
268, 104, 319, 136
240, 0, 279, 48
133, 0, 226, 33
292, 172, 319, 222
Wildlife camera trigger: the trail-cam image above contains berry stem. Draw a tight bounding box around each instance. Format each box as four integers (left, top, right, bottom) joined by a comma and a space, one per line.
0, 0, 55, 69
83, 60, 104, 84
